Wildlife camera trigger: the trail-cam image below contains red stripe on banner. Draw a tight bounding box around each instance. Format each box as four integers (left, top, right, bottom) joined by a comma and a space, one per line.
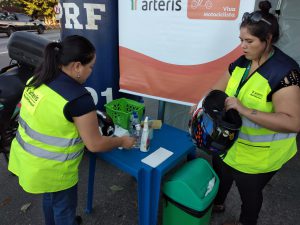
119, 46, 242, 104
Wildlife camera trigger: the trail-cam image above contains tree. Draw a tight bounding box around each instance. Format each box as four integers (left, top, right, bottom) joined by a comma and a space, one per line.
16, 0, 58, 18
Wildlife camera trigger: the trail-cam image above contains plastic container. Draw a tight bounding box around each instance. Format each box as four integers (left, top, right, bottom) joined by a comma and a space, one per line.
133, 124, 141, 148
162, 158, 219, 225
104, 98, 145, 129
129, 111, 140, 135
140, 116, 150, 152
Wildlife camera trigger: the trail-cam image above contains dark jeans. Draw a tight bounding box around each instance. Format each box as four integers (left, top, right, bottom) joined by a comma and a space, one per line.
43, 184, 78, 225
212, 156, 277, 225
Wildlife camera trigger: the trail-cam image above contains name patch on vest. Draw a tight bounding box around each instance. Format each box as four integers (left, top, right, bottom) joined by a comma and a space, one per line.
249, 90, 263, 100
23, 87, 44, 114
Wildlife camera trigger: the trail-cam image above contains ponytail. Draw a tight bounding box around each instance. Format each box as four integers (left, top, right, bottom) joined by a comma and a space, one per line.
28, 35, 95, 88
29, 42, 62, 88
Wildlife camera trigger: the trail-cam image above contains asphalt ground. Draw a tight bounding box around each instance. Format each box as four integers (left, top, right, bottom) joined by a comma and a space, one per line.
0, 98, 299, 225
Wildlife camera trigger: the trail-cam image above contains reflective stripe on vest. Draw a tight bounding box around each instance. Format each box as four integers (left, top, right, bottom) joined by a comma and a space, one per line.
240, 117, 297, 142
239, 131, 296, 143
16, 131, 84, 162
18, 116, 82, 147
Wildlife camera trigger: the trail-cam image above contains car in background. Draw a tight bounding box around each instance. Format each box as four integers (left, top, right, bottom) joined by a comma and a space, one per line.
0, 12, 45, 37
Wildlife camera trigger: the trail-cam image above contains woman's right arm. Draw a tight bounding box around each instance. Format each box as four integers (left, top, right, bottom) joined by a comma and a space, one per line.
73, 111, 135, 152
211, 71, 231, 91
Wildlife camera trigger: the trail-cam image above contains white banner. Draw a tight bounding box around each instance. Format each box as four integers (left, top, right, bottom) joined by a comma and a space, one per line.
119, 0, 256, 105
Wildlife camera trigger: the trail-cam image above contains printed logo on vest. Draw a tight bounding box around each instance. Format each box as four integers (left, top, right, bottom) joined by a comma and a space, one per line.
250, 90, 263, 100
23, 87, 44, 114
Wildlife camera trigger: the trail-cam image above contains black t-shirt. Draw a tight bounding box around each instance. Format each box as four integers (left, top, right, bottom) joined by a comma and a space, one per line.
47, 71, 97, 122
64, 94, 96, 122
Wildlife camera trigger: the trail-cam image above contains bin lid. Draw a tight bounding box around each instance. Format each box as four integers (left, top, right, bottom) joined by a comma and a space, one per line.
163, 158, 219, 212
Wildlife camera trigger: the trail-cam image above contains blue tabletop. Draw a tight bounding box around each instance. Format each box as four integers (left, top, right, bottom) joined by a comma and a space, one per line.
95, 124, 195, 178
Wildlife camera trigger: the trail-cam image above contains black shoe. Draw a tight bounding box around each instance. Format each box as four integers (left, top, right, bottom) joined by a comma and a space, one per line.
75, 216, 82, 225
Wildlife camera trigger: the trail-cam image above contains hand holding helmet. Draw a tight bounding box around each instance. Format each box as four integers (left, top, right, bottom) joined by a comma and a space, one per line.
225, 96, 246, 114
189, 90, 242, 155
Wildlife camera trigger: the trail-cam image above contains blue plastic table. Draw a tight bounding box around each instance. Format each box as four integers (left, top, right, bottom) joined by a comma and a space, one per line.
86, 124, 195, 225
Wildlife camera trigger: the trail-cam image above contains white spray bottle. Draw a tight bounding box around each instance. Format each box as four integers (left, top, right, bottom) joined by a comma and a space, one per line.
140, 116, 150, 152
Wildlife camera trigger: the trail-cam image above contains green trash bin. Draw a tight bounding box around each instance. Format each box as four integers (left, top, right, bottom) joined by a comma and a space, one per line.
162, 158, 219, 225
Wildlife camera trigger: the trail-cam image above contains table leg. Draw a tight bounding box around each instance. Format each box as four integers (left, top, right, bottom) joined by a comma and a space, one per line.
137, 167, 162, 225
187, 146, 197, 161
85, 152, 96, 214
137, 167, 152, 225
149, 169, 162, 225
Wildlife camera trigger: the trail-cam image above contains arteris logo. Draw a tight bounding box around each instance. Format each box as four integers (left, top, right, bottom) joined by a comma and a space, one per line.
131, 0, 138, 10
131, 0, 182, 11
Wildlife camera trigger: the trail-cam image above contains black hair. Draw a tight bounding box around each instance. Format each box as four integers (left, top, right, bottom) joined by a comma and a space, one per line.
29, 35, 96, 88
240, 0, 279, 44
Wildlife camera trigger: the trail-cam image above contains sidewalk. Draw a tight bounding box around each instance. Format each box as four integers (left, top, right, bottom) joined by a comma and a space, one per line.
0, 98, 299, 225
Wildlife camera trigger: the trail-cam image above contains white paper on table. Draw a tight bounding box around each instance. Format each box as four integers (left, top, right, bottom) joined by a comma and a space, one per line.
113, 125, 130, 137
112, 125, 130, 150
141, 147, 174, 168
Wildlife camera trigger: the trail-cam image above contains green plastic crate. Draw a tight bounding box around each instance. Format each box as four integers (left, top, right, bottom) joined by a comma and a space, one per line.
104, 98, 145, 129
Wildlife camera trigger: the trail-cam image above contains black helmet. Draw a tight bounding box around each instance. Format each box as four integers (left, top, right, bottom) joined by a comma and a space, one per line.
96, 110, 115, 136
189, 90, 242, 155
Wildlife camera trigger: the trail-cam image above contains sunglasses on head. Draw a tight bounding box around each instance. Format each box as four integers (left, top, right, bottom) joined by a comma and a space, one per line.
242, 12, 271, 26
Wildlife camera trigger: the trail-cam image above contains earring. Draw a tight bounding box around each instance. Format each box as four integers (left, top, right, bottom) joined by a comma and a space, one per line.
76, 73, 80, 79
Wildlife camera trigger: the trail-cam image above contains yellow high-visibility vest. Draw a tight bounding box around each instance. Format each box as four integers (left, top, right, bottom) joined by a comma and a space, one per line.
9, 77, 85, 193
224, 48, 298, 174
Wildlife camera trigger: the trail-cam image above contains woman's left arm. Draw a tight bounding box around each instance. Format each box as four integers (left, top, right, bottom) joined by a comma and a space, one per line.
225, 85, 300, 133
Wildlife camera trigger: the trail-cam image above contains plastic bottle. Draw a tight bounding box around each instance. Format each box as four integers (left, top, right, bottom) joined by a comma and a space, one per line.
129, 111, 139, 135
140, 116, 150, 152
133, 124, 141, 148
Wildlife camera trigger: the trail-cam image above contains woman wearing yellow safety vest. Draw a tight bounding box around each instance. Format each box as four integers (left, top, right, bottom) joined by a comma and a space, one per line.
8, 35, 135, 225
197, 1, 300, 225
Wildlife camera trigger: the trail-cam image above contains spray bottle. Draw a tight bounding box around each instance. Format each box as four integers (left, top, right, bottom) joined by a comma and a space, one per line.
140, 116, 150, 152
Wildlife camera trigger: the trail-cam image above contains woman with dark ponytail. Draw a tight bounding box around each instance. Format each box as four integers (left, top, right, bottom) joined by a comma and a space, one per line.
8, 35, 135, 225
193, 1, 300, 225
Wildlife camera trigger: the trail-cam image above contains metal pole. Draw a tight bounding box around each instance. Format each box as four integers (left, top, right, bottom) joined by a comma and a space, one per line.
157, 100, 165, 123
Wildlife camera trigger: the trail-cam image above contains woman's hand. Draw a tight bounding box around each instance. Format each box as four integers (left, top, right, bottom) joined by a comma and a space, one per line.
224, 96, 246, 113
121, 136, 136, 149
224, 85, 300, 133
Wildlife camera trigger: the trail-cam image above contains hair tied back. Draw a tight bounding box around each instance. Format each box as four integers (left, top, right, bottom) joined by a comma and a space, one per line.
259, 0, 272, 16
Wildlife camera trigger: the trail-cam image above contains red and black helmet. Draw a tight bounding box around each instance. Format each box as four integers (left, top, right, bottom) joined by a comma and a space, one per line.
96, 110, 115, 136
189, 90, 242, 155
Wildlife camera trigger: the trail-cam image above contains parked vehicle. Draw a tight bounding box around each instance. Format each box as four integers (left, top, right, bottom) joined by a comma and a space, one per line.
0, 12, 45, 37
0, 31, 50, 162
